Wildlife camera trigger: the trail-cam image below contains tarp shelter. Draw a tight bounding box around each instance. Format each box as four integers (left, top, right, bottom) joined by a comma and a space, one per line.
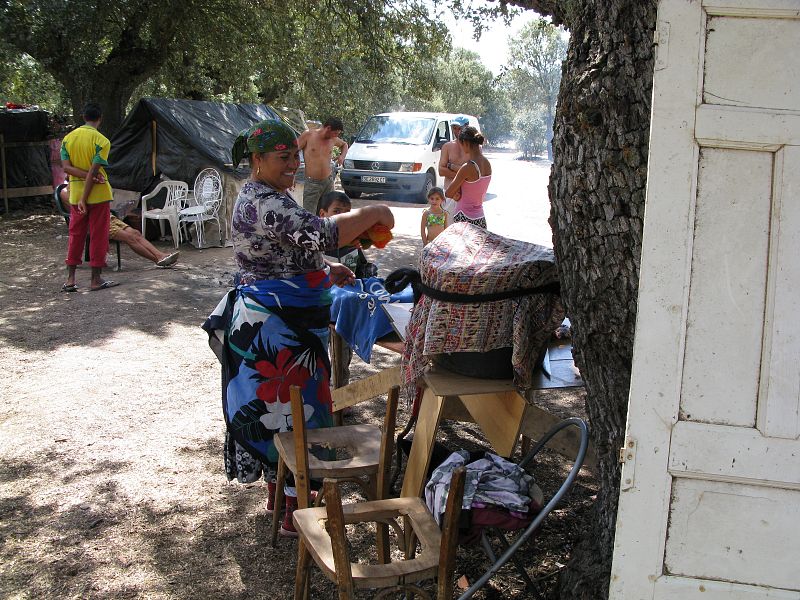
106, 98, 285, 192
0, 109, 53, 212
105, 98, 291, 245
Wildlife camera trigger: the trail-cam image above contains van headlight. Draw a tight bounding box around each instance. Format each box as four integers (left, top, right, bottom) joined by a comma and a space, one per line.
343, 159, 354, 169
399, 162, 422, 172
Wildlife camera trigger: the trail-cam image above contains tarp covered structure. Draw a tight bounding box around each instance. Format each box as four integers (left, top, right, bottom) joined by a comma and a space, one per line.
0, 109, 53, 211
106, 98, 284, 193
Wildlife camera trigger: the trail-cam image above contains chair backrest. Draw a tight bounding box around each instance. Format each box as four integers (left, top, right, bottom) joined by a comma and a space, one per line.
322, 465, 467, 599
53, 182, 70, 223
287, 384, 400, 508
193, 168, 222, 213
141, 180, 189, 213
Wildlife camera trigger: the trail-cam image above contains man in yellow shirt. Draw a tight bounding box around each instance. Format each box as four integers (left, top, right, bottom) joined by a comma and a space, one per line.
60, 103, 118, 291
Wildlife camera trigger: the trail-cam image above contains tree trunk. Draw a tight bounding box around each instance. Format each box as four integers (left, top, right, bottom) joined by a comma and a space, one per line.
545, 1, 658, 597
68, 76, 139, 137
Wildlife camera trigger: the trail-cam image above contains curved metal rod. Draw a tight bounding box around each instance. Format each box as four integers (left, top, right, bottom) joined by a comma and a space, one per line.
458, 417, 590, 600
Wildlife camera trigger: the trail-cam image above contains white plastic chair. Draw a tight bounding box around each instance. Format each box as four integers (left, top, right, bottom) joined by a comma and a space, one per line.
140, 180, 188, 249
180, 167, 223, 248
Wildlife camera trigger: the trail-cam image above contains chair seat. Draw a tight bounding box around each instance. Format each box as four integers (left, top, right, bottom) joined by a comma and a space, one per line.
142, 207, 175, 217
293, 496, 442, 588
274, 423, 382, 479
179, 205, 207, 217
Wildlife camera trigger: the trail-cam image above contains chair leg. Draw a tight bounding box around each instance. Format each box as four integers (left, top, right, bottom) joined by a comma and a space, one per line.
295, 538, 313, 600
169, 217, 180, 249
271, 457, 287, 547
115, 241, 121, 271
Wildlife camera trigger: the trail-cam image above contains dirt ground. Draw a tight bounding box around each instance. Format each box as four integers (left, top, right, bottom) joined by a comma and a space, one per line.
0, 200, 596, 599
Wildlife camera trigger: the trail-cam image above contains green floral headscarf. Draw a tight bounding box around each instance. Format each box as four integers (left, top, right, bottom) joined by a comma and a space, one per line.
231, 119, 298, 168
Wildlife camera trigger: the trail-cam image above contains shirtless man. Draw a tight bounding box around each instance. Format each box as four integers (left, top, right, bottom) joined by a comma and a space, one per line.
298, 117, 349, 213
437, 115, 470, 216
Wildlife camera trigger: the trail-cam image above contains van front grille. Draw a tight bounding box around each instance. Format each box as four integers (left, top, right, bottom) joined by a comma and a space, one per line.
352, 160, 402, 171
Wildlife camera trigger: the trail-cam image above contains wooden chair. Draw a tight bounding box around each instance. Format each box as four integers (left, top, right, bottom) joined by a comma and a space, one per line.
293, 466, 466, 599
270, 385, 400, 547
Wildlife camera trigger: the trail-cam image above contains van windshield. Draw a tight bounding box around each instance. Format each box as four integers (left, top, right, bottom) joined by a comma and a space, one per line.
355, 116, 436, 145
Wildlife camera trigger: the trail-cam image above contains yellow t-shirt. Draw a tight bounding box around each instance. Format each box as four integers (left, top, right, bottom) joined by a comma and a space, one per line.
60, 125, 113, 205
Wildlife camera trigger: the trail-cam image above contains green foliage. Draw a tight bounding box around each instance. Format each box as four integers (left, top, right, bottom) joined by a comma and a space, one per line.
0, 44, 69, 113
0, 0, 447, 135
0, 0, 525, 146
513, 106, 548, 159
504, 17, 567, 158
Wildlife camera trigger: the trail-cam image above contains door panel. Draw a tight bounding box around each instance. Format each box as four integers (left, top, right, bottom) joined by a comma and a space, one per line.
703, 17, 800, 111
609, 1, 800, 598
664, 479, 800, 589
680, 148, 772, 426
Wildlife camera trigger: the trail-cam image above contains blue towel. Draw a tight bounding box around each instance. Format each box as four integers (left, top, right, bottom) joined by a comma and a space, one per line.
329, 277, 413, 362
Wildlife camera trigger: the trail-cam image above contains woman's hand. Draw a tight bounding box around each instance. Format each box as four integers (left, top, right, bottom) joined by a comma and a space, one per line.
328, 262, 356, 287
333, 205, 395, 249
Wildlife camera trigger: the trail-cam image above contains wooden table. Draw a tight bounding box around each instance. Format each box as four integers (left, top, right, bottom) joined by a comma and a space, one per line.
328, 301, 591, 498
400, 336, 589, 498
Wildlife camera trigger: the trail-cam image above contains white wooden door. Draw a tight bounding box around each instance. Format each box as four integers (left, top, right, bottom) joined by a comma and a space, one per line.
609, 1, 800, 598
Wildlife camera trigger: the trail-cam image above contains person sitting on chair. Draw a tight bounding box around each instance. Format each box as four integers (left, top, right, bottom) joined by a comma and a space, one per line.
59, 182, 180, 268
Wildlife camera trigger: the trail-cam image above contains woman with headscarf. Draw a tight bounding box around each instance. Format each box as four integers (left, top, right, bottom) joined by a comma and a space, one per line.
202, 119, 394, 536
445, 126, 492, 229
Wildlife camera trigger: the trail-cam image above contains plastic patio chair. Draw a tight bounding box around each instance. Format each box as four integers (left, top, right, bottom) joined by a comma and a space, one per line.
141, 180, 187, 249
457, 417, 590, 599
179, 167, 223, 248
53, 182, 121, 271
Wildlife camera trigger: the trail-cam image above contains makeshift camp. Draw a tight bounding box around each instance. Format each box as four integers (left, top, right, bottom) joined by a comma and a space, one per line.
106, 98, 301, 245
0, 108, 53, 212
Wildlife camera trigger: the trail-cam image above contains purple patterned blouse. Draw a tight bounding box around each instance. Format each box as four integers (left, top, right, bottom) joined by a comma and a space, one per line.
231, 180, 339, 283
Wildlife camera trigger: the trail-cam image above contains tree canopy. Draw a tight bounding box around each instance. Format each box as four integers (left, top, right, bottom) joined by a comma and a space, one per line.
0, 0, 447, 135
1, 1, 549, 150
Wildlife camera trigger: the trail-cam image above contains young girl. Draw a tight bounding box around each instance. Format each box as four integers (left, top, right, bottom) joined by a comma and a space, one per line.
420, 186, 450, 245
318, 191, 378, 278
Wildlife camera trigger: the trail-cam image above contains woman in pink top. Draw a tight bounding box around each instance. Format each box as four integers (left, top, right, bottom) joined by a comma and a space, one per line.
445, 126, 492, 229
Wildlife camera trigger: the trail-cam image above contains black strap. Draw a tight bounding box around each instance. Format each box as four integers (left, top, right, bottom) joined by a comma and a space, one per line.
385, 268, 560, 305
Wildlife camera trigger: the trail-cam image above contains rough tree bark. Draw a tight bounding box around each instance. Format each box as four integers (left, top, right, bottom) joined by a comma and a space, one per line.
506, 1, 658, 597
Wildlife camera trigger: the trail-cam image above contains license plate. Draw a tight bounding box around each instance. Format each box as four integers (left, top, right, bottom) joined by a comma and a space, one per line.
362, 175, 386, 183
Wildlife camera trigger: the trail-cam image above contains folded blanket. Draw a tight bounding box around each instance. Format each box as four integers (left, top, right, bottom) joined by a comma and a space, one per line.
329, 277, 413, 362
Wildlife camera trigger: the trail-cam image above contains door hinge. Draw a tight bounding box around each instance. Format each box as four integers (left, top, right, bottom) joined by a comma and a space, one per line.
619, 437, 637, 491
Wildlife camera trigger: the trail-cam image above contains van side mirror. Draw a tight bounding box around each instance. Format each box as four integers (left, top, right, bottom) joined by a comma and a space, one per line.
348, 135, 356, 145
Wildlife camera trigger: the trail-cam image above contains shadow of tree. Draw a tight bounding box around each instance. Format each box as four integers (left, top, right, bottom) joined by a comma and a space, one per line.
0, 209, 232, 353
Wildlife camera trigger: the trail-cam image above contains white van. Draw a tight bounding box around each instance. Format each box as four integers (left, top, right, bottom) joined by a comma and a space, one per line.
340, 112, 480, 202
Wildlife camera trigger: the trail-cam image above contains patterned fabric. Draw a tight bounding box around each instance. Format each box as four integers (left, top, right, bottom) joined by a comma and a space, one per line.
231, 119, 298, 167
452, 211, 487, 229
425, 450, 536, 526
426, 211, 447, 227
202, 275, 335, 472
60, 125, 113, 204
231, 180, 339, 284
401, 222, 564, 389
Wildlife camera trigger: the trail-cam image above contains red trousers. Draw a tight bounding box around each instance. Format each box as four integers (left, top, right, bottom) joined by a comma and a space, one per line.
65, 201, 111, 267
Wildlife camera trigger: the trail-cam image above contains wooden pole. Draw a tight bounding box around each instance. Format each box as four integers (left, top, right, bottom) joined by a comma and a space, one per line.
1, 133, 8, 213
151, 120, 157, 176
